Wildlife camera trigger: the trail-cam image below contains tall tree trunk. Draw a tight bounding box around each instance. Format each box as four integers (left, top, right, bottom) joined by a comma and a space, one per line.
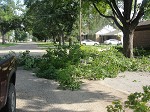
62, 33, 65, 45
123, 28, 134, 58
52, 35, 56, 44
44, 38, 47, 42
59, 35, 62, 46
69, 38, 72, 46
1, 31, 6, 44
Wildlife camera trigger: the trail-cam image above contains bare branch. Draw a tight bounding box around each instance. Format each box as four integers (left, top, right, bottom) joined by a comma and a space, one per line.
93, 3, 113, 19
131, 0, 147, 29
106, 0, 119, 18
93, 3, 123, 31
124, 0, 133, 21
131, 11, 144, 30
110, 0, 124, 22
131, 0, 137, 21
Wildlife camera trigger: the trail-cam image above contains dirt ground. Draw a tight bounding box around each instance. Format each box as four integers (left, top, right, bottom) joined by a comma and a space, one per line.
16, 68, 129, 112
100, 71, 150, 94
16, 68, 150, 112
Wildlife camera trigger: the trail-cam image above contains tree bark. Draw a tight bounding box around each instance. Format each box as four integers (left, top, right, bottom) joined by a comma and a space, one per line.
62, 33, 65, 46
59, 34, 62, 46
44, 38, 47, 42
1, 31, 6, 44
123, 28, 134, 58
52, 35, 56, 44
69, 38, 72, 46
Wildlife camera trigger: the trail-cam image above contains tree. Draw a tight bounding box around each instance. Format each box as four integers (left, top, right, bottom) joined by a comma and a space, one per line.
15, 29, 28, 42
24, 0, 79, 45
0, 0, 23, 44
81, 2, 112, 35
143, 8, 150, 20
87, 0, 150, 58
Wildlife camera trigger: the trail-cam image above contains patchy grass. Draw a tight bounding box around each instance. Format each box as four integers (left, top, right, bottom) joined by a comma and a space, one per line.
81, 45, 111, 51
0, 43, 16, 48
37, 42, 62, 48
37, 42, 112, 50
36, 42, 56, 48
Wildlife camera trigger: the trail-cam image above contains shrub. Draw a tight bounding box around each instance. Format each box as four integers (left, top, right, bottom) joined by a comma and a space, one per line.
134, 47, 150, 57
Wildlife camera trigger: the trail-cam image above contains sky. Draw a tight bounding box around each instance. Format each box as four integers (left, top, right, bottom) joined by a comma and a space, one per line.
138, 0, 143, 3
14, 0, 24, 5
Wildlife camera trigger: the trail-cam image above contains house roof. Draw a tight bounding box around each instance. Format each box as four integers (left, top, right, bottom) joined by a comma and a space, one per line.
104, 30, 121, 35
136, 20, 150, 31
95, 25, 115, 35
138, 20, 150, 26
96, 25, 122, 36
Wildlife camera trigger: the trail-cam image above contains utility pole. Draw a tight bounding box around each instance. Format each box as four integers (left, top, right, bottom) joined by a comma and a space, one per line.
79, 0, 82, 44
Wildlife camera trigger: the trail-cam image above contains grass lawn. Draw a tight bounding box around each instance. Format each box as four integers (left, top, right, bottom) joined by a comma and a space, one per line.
36, 42, 117, 50
36, 42, 57, 49
0, 43, 16, 48
82, 44, 112, 49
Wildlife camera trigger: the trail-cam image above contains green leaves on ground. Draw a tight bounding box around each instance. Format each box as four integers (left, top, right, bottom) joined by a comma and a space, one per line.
107, 86, 150, 112
14, 45, 150, 90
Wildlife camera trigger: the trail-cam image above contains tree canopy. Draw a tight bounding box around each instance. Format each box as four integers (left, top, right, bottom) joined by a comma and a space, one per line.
24, 0, 79, 44
0, 0, 24, 44
81, 2, 112, 35
86, 0, 150, 58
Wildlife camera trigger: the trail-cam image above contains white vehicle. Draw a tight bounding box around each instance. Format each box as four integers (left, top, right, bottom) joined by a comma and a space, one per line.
104, 39, 122, 45
81, 39, 99, 46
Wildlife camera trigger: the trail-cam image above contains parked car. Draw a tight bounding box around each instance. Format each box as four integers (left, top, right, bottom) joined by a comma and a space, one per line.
104, 39, 122, 45
0, 56, 17, 112
81, 39, 99, 46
